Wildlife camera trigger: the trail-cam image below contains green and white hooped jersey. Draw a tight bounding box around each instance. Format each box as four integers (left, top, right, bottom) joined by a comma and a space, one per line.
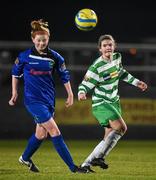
78, 52, 140, 107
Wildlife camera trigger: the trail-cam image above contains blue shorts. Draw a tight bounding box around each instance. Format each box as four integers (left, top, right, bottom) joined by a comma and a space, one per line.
25, 103, 55, 124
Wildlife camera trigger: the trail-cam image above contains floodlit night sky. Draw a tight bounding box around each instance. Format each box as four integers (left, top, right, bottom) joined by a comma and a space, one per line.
1, 0, 156, 43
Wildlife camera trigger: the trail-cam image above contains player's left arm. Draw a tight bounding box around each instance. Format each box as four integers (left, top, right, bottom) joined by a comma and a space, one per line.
119, 66, 148, 91
64, 82, 74, 107
55, 52, 70, 83
55, 52, 73, 107
136, 80, 148, 91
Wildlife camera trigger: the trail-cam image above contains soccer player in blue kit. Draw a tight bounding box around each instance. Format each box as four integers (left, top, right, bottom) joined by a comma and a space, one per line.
9, 19, 87, 173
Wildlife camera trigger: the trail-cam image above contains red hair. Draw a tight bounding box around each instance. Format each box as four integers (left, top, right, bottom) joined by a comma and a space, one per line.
31, 19, 50, 38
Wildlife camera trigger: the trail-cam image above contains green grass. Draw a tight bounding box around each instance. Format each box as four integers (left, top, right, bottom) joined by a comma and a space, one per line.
0, 140, 156, 180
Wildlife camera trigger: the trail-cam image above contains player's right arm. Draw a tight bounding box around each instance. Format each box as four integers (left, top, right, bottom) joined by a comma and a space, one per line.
9, 76, 19, 106
78, 92, 87, 101
78, 64, 99, 101
9, 55, 24, 106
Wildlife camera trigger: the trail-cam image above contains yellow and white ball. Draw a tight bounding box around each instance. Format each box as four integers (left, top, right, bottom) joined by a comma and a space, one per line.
75, 8, 98, 31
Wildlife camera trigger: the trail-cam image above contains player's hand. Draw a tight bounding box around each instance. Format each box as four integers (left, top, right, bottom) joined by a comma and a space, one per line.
65, 93, 73, 107
78, 93, 87, 101
9, 93, 18, 106
137, 81, 148, 91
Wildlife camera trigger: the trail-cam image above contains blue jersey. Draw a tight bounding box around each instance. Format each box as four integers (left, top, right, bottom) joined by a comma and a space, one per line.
12, 47, 70, 107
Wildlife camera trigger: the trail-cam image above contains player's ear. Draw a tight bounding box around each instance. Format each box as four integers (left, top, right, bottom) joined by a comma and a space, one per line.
31, 37, 35, 43
99, 48, 102, 53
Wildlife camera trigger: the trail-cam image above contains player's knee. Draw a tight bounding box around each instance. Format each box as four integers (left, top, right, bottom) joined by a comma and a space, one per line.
35, 132, 48, 140
115, 124, 127, 135
123, 125, 128, 134
50, 128, 60, 136
120, 125, 127, 135
46, 126, 60, 137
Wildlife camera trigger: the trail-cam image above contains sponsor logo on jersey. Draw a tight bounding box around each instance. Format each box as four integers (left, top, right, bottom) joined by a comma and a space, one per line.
30, 69, 51, 75
103, 70, 118, 81
110, 71, 118, 78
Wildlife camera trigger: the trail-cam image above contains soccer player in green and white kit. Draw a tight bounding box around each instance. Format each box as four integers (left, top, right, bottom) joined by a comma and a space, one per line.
78, 34, 148, 173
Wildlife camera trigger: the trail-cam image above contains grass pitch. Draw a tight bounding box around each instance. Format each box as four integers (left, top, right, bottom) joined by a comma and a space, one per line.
0, 140, 156, 180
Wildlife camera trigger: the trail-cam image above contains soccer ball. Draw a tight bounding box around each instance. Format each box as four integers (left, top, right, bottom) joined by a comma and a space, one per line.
75, 8, 98, 31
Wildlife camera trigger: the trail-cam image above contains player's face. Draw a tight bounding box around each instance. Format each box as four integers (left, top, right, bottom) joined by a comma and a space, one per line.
32, 34, 49, 53
99, 39, 115, 60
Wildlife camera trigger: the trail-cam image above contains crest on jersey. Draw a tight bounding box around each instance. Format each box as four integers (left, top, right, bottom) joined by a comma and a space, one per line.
14, 58, 19, 65
49, 61, 55, 68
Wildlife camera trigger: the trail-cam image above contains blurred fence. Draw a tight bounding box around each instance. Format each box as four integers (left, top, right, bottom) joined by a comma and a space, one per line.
0, 41, 156, 139
0, 41, 156, 96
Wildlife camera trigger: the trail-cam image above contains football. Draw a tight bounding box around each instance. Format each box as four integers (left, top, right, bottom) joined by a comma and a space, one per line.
75, 8, 98, 31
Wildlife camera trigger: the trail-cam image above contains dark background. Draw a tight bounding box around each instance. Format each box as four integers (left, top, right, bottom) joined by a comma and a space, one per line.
1, 0, 156, 43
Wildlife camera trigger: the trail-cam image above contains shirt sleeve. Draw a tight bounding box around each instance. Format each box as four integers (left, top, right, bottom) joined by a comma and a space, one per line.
78, 65, 99, 95
119, 61, 140, 87
11, 53, 25, 78
55, 52, 70, 84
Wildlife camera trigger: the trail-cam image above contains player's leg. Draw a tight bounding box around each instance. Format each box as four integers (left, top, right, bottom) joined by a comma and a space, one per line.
21, 124, 47, 160
22, 103, 88, 173
19, 124, 47, 172
90, 118, 127, 168
81, 119, 126, 170
92, 101, 127, 161
102, 118, 127, 158
80, 103, 113, 169
81, 128, 110, 169
19, 103, 50, 172
41, 118, 88, 173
